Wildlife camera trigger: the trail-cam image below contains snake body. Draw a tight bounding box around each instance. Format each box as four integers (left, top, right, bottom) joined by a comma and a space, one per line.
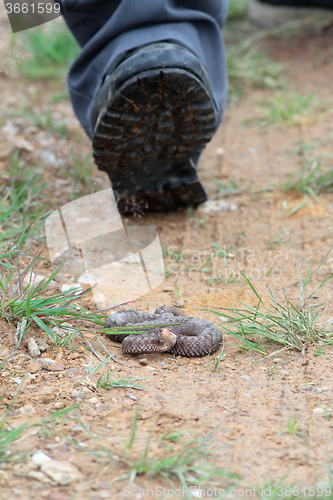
104, 306, 222, 357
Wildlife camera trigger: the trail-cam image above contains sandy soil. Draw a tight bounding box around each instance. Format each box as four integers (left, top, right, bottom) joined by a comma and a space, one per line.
1, 13, 333, 500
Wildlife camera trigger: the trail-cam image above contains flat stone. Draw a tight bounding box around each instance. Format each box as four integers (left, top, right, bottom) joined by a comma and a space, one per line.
0, 347, 10, 358
40, 358, 65, 371
28, 338, 41, 358
53, 402, 66, 410
18, 404, 36, 415
28, 470, 52, 484
199, 199, 238, 214
31, 451, 52, 465
60, 284, 83, 295
41, 460, 84, 485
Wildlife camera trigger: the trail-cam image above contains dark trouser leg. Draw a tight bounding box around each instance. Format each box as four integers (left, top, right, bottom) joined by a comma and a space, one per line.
62, 0, 228, 138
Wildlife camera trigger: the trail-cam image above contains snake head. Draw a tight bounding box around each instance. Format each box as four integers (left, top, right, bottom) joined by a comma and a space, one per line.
158, 328, 177, 351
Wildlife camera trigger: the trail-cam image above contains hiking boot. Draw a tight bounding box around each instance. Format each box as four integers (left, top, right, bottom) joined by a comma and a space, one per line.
249, 0, 333, 27
91, 42, 217, 215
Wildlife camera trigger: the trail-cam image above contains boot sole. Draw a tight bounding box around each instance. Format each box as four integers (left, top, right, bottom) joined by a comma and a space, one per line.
92, 67, 215, 215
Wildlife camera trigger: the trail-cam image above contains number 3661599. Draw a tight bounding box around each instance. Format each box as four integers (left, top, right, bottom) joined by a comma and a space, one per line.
5, 3, 61, 14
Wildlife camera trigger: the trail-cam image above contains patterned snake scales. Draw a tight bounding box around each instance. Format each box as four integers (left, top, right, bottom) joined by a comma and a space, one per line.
104, 306, 223, 357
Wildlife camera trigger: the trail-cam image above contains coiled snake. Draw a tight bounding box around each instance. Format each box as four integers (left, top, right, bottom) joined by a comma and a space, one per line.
104, 306, 222, 357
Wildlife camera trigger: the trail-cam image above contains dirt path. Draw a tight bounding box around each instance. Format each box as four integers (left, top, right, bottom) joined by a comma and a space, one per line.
1, 13, 333, 500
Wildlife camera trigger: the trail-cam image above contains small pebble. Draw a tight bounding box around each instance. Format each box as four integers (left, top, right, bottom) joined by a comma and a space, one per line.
71, 425, 87, 432
61, 283, 83, 295
240, 375, 252, 381
54, 402, 65, 410
27, 338, 41, 358
313, 408, 326, 415
31, 451, 52, 465
28, 470, 52, 484
71, 388, 92, 400
19, 404, 36, 415
41, 460, 84, 485
175, 298, 184, 307
198, 199, 238, 214
40, 358, 65, 371
126, 393, 138, 401
87, 397, 100, 405
0, 347, 10, 358
78, 272, 101, 285
139, 358, 148, 366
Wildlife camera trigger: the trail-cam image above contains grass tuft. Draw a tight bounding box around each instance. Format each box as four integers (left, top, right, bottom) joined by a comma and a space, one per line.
205, 253, 333, 354
250, 91, 319, 129
97, 372, 145, 391
97, 411, 239, 492
0, 152, 47, 249
18, 26, 80, 80
227, 0, 248, 21
0, 405, 78, 462
227, 46, 283, 105
283, 160, 333, 197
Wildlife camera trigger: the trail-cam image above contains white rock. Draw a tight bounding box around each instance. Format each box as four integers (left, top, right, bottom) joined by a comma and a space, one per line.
78, 272, 102, 285
28, 338, 41, 358
53, 402, 65, 410
198, 199, 238, 214
126, 393, 138, 401
87, 397, 100, 405
41, 460, 84, 485
28, 470, 52, 484
313, 407, 332, 415
61, 283, 83, 295
37, 150, 64, 167
15, 138, 35, 152
31, 451, 52, 465
19, 404, 36, 415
